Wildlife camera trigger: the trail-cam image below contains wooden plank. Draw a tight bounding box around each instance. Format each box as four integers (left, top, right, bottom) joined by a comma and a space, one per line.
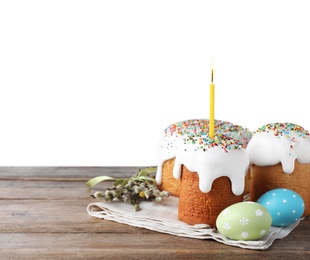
0, 173, 135, 200
0, 199, 144, 234
0, 166, 149, 179
0, 180, 104, 200
0, 250, 308, 260
0, 233, 308, 259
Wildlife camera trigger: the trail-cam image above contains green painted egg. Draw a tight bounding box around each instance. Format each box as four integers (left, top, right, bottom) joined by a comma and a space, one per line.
216, 201, 272, 240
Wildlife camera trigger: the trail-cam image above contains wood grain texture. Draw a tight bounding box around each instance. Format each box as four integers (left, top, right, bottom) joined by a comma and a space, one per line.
0, 167, 309, 259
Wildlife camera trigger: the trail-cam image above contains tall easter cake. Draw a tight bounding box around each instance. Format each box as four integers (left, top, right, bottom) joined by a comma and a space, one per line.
247, 123, 310, 216
155, 119, 252, 227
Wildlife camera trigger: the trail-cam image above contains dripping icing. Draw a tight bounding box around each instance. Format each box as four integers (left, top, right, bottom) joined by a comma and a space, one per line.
246, 122, 310, 173
156, 119, 252, 195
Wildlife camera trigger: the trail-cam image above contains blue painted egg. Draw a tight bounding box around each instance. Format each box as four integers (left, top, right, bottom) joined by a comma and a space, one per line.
257, 188, 305, 227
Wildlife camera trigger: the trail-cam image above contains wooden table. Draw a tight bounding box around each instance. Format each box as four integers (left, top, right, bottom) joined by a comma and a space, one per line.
0, 167, 309, 259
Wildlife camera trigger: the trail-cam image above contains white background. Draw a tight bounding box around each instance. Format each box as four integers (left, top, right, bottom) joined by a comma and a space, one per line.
0, 1, 309, 166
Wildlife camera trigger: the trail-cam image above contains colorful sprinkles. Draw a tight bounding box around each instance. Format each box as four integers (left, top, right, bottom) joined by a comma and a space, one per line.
257, 123, 310, 138
256, 123, 310, 153
162, 119, 252, 153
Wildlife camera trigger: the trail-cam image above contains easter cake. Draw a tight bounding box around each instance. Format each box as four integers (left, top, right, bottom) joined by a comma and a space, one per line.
155, 119, 252, 227
246, 123, 310, 216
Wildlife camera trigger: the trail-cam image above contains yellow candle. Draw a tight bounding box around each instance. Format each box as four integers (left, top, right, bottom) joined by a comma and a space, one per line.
209, 67, 215, 138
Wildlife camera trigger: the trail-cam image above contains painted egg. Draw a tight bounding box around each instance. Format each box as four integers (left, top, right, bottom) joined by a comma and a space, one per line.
216, 202, 272, 240
257, 188, 305, 227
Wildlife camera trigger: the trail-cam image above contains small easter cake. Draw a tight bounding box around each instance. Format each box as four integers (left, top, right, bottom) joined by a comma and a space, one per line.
246, 123, 310, 216
155, 119, 252, 227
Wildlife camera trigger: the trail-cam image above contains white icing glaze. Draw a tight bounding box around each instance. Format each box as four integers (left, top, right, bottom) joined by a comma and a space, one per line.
156, 119, 252, 195
246, 123, 310, 174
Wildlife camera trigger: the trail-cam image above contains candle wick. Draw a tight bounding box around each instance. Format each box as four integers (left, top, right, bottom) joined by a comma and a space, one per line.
211, 69, 214, 83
